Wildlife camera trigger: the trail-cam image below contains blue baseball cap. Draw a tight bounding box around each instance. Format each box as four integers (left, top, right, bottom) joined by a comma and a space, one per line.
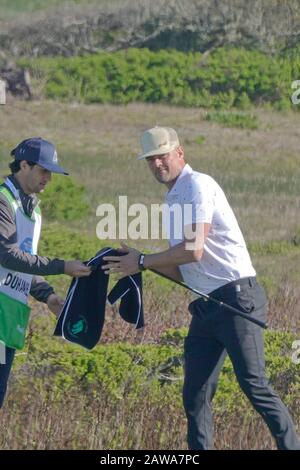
10, 137, 69, 175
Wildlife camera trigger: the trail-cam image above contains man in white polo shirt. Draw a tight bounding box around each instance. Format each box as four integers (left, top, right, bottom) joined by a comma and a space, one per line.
102, 127, 300, 450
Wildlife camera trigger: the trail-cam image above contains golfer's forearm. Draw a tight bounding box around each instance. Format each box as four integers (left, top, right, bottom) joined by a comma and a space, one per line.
144, 242, 202, 270
150, 265, 183, 282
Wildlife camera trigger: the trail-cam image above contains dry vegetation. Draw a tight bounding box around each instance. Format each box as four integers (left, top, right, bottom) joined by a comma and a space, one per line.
0, 97, 299, 449
0, 0, 299, 56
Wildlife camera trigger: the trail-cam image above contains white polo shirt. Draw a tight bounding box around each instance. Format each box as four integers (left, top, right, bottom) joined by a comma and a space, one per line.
163, 164, 256, 294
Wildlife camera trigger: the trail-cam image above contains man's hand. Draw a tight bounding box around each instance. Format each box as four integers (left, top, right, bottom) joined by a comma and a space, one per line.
64, 260, 92, 278
47, 293, 65, 317
102, 243, 141, 278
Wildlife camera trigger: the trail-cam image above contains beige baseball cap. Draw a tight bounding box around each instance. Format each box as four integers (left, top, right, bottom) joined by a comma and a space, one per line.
137, 126, 180, 160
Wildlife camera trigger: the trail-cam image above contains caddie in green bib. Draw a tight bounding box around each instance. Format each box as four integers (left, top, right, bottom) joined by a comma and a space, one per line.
0, 178, 41, 349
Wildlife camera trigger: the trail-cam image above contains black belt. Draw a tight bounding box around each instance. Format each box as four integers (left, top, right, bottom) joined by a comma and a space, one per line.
210, 277, 257, 298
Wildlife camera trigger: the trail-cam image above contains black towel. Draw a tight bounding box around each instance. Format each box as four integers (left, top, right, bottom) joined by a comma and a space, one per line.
54, 247, 144, 349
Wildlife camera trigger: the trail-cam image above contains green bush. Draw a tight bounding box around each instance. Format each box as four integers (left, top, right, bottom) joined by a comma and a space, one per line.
204, 110, 259, 129
39, 174, 90, 221
16, 323, 299, 416
38, 224, 108, 260
5, 292, 299, 449
37, 224, 184, 296
20, 47, 300, 110
195, 135, 206, 145
37, 224, 109, 293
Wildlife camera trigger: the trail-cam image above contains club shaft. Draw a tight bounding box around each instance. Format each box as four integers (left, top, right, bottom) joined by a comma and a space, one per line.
149, 268, 267, 329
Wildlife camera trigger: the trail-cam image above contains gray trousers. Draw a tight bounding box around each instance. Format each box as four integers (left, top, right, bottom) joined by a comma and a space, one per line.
183, 277, 300, 450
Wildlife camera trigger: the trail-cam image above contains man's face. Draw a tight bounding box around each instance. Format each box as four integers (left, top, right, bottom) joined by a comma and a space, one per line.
21, 163, 52, 194
146, 146, 185, 187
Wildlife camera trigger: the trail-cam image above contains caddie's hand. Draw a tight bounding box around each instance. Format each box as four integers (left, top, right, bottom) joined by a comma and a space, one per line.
102, 242, 141, 278
64, 260, 92, 278
47, 293, 65, 317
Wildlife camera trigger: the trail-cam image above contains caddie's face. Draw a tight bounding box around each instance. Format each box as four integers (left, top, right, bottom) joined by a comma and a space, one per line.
146, 146, 185, 187
23, 163, 52, 194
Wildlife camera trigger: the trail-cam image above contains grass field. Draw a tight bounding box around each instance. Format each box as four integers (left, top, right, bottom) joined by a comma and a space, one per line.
0, 98, 299, 449
1, 0, 300, 450
1, 99, 300, 291
0, 0, 102, 15
0, 0, 122, 21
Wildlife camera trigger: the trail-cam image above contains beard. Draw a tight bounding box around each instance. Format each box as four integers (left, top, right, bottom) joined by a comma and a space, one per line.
153, 168, 171, 183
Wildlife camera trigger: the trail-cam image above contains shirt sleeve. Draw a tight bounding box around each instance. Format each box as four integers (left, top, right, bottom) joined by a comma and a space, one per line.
183, 176, 215, 226
30, 275, 55, 303
0, 194, 65, 276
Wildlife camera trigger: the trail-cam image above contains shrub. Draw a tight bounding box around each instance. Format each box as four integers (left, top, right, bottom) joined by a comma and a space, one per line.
1, 322, 297, 449
37, 224, 110, 293
38, 224, 108, 260
204, 110, 259, 129
195, 135, 206, 145
39, 174, 90, 221
20, 47, 299, 110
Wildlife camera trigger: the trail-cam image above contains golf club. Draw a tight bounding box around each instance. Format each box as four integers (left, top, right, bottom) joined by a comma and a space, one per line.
150, 268, 268, 329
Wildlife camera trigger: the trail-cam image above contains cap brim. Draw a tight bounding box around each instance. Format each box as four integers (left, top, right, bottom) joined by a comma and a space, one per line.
38, 162, 69, 175
137, 144, 177, 160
